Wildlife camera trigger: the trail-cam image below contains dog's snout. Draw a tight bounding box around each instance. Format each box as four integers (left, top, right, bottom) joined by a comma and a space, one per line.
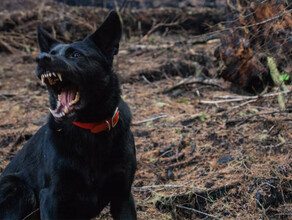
36, 53, 52, 66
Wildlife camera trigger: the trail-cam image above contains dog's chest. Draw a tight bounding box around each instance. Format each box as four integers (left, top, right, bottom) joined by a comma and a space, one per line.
47, 131, 129, 204
53, 153, 122, 194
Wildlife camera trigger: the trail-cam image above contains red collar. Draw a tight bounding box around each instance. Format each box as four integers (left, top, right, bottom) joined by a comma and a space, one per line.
73, 107, 119, 133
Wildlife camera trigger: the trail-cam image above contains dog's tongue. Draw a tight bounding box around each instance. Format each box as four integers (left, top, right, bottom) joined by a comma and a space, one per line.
55, 86, 77, 114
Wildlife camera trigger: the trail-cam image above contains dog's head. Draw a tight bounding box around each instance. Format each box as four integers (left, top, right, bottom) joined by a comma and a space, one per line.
36, 11, 121, 121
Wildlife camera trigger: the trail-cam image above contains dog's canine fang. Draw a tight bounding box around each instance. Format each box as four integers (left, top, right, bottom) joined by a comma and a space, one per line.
57, 73, 62, 81
41, 70, 80, 119
41, 71, 63, 86
49, 91, 80, 118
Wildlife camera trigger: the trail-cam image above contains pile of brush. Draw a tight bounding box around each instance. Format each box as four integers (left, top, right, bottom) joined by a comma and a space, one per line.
0, 2, 224, 54
214, 0, 292, 93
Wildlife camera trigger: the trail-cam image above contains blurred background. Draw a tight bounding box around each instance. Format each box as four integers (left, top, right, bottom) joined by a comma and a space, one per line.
0, 0, 291, 219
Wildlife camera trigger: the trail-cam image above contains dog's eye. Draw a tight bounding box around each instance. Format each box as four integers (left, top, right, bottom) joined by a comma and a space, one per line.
71, 52, 81, 58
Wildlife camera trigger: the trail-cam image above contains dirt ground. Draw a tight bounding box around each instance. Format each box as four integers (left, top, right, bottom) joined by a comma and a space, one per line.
0, 3, 292, 220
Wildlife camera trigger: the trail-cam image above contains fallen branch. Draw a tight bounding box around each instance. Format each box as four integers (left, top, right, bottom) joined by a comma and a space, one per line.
0, 38, 15, 53
226, 99, 257, 112
162, 77, 225, 94
0, 92, 16, 100
261, 142, 292, 149
226, 110, 292, 127
200, 90, 291, 105
248, 109, 292, 117
132, 113, 168, 125
134, 184, 203, 191
141, 21, 179, 42
160, 152, 185, 164
166, 155, 199, 169
126, 43, 170, 51
127, 37, 207, 52
176, 204, 220, 219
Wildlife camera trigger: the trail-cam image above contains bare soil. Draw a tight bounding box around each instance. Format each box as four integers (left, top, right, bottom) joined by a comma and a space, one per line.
0, 4, 292, 220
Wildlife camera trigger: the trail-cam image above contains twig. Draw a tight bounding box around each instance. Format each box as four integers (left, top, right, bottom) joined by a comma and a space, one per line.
166, 155, 199, 169
141, 75, 159, 88
213, 94, 255, 99
226, 99, 257, 112
132, 114, 168, 125
22, 208, 40, 220
248, 109, 292, 117
161, 152, 185, 164
126, 44, 170, 52
127, 37, 207, 52
226, 109, 292, 127
141, 75, 152, 84
0, 93, 16, 100
0, 38, 15, 54
159, 149, 172, 158
162, 77, 224, 94
261, 142, 292, 149
141, 21, 179, 42
200, 90, 291, 105
176, 204, 221, 219
120, 0, 129, 12
273, 213, 292, 217
134, 184, 203, 191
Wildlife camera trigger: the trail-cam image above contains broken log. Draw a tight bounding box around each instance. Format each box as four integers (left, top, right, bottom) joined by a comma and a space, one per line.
215, 0, 292, 93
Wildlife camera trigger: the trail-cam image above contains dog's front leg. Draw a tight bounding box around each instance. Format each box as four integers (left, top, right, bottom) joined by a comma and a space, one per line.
40, 188, 94, 220
110, 192, 137, 220
39, 188, 78, 219
39, 188, 58, 219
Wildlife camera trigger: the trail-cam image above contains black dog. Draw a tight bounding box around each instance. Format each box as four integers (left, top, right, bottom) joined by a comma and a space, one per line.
0, 11, 137, 219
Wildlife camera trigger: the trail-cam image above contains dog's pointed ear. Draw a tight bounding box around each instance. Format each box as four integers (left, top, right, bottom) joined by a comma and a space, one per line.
37, 22, 59, 53
87, 11, 122, 61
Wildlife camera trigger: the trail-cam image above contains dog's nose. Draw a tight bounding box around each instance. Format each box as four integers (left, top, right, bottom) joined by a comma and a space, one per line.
36, 53, 52, 66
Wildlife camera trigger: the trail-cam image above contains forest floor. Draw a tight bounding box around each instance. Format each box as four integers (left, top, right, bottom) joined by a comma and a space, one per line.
0, 4, 292, 220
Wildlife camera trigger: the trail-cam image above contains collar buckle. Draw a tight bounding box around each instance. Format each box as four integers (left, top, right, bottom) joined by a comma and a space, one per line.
111, 107, 119, 128
105, 120, 111, 131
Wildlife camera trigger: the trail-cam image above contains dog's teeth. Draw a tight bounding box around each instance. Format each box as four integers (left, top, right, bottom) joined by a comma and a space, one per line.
70, 92, 80, 106
49, 73, 52, 77
64, 106, 69, 114
57, 73, 62, 81
52, 72, 56, 77
53, 111, 65, 119
49, 108, 55, 115
41, 75, 45, 85
56, 101, 61, 108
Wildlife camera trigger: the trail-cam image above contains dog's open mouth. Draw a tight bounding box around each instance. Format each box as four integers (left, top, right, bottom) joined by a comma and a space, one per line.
41, 71, 80, 119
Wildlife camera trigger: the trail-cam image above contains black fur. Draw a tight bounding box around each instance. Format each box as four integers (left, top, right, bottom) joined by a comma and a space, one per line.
0, 11, 137, 219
